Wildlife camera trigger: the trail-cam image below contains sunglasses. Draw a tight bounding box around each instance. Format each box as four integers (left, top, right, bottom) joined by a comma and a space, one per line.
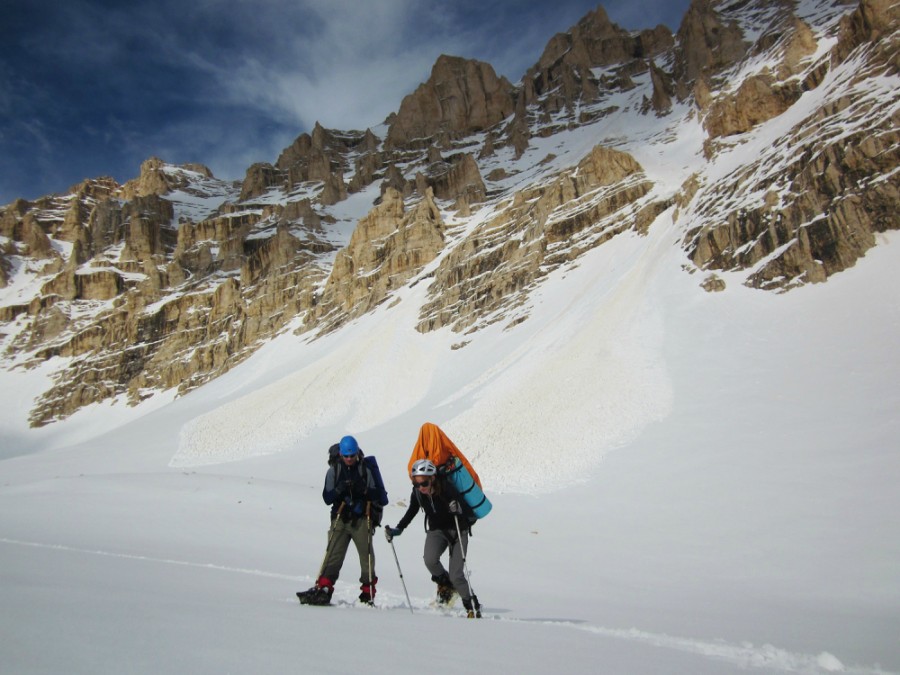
414, 479, 432, 488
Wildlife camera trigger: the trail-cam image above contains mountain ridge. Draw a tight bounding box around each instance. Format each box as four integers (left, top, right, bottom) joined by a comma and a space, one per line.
0, 0, 896, 428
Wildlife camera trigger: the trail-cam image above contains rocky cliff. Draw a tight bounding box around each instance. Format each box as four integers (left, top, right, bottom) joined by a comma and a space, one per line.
1, 0, 896, 426
682, 0, 898, 290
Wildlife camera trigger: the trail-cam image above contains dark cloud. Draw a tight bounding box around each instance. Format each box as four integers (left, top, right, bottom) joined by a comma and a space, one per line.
0, 0, 689, 205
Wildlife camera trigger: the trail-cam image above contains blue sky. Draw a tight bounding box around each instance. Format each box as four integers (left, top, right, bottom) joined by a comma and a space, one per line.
0, 0, 691, 205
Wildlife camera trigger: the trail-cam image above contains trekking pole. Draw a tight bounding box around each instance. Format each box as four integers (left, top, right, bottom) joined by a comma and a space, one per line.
454, 515, 480, 615
315, 501, 345, 581
366, 502, 374, 599
385, 529, 414, 614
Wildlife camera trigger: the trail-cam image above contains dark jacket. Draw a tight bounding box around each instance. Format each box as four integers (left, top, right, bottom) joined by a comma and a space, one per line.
323, 458, 382, 521
396, 476, 475, 532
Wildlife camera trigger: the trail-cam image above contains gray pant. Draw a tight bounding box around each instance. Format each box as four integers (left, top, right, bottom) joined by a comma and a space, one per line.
321, 516, 375, 585
423, 528, 470, 601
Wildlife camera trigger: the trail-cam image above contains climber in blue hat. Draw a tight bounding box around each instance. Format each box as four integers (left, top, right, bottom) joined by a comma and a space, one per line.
297, 434, 388, 607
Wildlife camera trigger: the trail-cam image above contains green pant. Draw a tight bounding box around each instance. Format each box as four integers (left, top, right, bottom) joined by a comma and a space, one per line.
321, 516, 375, 585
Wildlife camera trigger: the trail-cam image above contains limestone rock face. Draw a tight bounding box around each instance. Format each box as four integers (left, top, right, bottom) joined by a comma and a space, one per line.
319, 172, 348, 206
41, 257, 125, 302
386, 55, 516, 148
684, 11, 900, 293
119, 195, 177, 264
673, 0, 750, 91
0, 0, 897, 428
380, 164, 413, 199
417, 146, 663, 334
704, 70, 802, 138
646, 62, 676, 114
277, 123, 375, 200
672, 0, 899, 290
833, 0, 898, 63
307, 187, 445, 332
533, 7, 672, 82
415, 152, 486, 208
281, 199, 322, 229
781, 18, 819, 74
348, 145, 384, 194
22, 215, 55, 258
0, 156, 335, 425
517, 7, 673, 150
240, 163, 286, 201
701, 13, 820, 138
120, 157, 213, 200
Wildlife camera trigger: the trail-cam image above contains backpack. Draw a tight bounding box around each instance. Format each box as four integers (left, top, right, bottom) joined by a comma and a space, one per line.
327, 443, 341, 467
327, 443, 389, 525
407, 423, 492, 519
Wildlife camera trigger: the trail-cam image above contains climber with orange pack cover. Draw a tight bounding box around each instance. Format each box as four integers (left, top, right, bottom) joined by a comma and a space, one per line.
406, 422, 491, 518
386, 422, 492, 617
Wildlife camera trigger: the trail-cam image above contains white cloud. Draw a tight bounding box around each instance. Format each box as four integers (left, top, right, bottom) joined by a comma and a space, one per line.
204, 0, 463, 131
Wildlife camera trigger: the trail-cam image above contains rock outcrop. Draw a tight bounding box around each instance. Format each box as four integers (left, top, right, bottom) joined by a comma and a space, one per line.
415, 152, 487, 210
523, 6, 674, 112
307, 187, 445, 333
386, 55, 516, 149
673, 0, 750, 94
684, 0, 899, 290
0, 0, 896, 427
417, 146, 664, 334
701, 12, 819, 139
120, 157, 214, 200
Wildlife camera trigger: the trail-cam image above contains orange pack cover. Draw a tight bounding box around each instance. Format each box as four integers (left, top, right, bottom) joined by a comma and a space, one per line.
408, 422, 482, 488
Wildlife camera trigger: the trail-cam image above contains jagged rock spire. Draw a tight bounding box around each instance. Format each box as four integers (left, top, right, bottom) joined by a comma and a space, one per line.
385, 55, 516, 149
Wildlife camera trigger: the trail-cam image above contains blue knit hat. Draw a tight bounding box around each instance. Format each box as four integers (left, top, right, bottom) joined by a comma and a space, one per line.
339, 435, 359, 456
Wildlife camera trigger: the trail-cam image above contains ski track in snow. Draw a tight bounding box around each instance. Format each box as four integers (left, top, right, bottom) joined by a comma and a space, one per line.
0, 536, 297, 581
2, 536, 889, 675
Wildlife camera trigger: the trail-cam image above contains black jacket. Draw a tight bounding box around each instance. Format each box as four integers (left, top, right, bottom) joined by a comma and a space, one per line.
396, 476, 475, 532
323, 459, 381, 521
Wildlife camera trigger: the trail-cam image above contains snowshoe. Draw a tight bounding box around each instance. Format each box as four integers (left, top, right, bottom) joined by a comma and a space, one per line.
463, 595, 482, 619
296, 586, 333, 606
358, 591, 374, 606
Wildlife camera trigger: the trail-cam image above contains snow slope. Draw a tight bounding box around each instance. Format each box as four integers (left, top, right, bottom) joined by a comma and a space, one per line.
1, 205, 897, 673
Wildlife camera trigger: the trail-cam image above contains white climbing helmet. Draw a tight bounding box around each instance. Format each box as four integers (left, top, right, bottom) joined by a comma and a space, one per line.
410, 459, 437, 477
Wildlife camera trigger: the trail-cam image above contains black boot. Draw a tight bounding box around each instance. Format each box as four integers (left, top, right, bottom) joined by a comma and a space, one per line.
296, 584, 333, 606
359, 580, 376, 606
462, 595, 482, 618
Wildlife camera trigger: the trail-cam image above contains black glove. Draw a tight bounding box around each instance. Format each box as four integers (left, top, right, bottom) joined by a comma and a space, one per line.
448, 500, 462, 515
385, 526, 403, 542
